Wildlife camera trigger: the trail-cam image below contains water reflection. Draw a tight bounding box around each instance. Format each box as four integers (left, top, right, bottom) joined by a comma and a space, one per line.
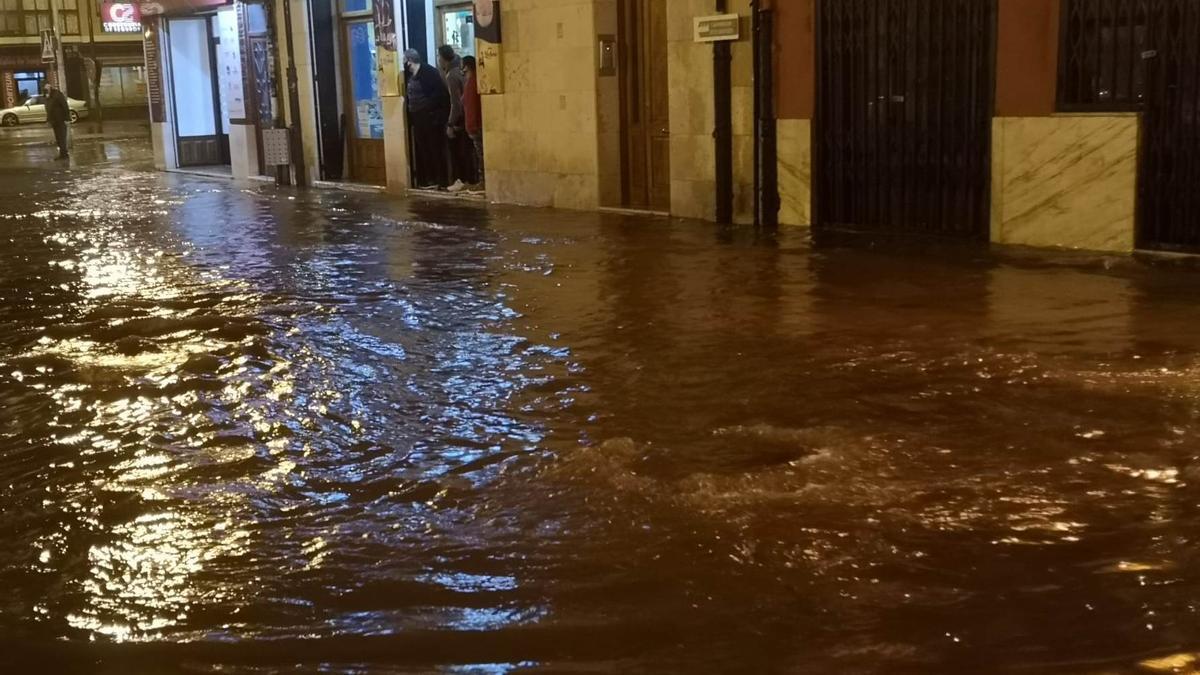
1, 151, 1200, 671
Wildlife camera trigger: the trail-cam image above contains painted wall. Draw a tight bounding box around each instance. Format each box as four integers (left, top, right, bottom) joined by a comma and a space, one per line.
482, 0, 602, 210
773, 0, 813, 227
995, 0, 1060, 117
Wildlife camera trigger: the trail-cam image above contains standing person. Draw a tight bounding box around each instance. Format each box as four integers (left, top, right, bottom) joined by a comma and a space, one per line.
462, 56, 484, 190
437, 45, 471, 192
404, 49, 450, 189
44, 84, 70, 161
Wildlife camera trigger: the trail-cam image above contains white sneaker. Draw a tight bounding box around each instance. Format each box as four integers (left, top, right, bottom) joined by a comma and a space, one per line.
447, 179, 466, 193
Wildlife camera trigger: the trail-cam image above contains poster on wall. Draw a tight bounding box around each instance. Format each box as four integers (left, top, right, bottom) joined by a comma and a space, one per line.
143, 18, 164, 122
217, 8, 245, 119
378, 49, 400, 97
374, 0, 396, 51
474, 0, 502, 94
374, 0, 399, 96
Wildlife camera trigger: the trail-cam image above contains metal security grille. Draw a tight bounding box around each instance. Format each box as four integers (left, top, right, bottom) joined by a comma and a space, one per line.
814, 0, 996, 240
1058, 0, 1149, 111
1138, 0, 1200, 251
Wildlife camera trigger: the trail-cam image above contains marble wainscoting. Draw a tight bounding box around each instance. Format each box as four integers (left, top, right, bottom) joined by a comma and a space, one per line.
777, 118, 811, 227
991, 115, 1138, 252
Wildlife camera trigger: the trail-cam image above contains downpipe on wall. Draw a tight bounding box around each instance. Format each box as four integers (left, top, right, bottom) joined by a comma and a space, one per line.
753, 0, 779, 229
713, 0, 734, 224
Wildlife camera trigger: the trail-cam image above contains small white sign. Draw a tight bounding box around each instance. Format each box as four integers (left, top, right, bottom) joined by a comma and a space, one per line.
694, 14, 740, 43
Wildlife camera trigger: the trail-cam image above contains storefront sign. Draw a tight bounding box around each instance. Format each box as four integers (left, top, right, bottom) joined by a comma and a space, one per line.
101, 2, 142, 33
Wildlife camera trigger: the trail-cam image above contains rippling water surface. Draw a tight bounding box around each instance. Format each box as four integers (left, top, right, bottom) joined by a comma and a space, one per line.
2, 136, 1200, 673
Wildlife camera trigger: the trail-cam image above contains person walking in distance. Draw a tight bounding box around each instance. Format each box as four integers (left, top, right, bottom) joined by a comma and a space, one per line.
462, 55, 484, 190
44, 84, 70, 161
437, 45, 471, 192
404, 49, 450, 189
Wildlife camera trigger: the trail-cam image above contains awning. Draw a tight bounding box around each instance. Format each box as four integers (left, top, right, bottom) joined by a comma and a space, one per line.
139, 0, 232, 17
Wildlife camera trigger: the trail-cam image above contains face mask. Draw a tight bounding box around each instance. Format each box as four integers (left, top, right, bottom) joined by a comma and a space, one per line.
407, 62, 419, 75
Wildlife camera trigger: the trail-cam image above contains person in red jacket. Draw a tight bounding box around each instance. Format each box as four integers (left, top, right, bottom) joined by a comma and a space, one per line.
462, 55, 484, 189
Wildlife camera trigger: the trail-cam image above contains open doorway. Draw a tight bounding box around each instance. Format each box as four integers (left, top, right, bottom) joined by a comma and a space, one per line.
166, 15, 230, 168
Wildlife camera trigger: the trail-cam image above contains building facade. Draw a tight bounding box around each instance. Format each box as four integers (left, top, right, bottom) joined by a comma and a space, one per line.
138, 0, 1200, 256
0, 0, 147, 119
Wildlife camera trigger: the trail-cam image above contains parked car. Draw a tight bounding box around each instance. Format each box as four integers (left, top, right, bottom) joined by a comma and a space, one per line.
0, 95, 89, 126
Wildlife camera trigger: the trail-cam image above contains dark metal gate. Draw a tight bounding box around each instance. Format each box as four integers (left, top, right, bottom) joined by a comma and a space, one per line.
814, 0, 996, 239
1137, 0, 1200, 252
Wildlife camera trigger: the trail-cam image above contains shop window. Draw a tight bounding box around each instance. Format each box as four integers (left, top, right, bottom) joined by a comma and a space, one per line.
99, 65, 146, 106
1057, 0, 1148, 111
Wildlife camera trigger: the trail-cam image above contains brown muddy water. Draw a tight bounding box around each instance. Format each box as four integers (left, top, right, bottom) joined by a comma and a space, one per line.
1, 136, 1199, 673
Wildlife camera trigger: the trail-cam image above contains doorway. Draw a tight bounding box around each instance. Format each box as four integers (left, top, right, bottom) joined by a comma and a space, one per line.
1136, 0, 1200, 251
617, 0, 669, 212
437, 1, 474, 55
814, 0, 996, 239
340, 6, 385, 184
167, 16, 229, 167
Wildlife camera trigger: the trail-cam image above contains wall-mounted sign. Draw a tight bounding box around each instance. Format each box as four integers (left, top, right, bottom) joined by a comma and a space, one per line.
40, 29, 57, 62
694, 14, 740, 42
101, 2, 142, 32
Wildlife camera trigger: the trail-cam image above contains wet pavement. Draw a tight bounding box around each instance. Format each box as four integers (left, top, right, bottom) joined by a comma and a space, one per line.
2, 129, 1200, 674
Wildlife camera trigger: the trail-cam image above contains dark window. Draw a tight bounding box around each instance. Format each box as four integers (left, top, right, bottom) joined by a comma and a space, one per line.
1057, 0, 1149, 111
0, 0, 80, 37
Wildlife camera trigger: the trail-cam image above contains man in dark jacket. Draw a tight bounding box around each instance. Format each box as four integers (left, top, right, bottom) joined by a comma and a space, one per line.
44, 84, 70, 160
404, 49, 450, 188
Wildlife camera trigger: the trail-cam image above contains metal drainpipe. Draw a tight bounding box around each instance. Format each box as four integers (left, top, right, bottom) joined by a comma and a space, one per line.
281, 0, 307, 186
754, 0, 778, 229
713, 0, 733, 224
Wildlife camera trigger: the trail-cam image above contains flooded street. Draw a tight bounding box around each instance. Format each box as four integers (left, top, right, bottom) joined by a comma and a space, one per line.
3, 130, 1200, 673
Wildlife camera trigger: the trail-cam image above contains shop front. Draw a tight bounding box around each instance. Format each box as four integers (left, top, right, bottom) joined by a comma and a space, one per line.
144, 0, 274, 179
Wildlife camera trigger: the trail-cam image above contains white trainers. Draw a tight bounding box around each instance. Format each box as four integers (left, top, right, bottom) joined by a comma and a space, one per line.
446, 179, 467, 193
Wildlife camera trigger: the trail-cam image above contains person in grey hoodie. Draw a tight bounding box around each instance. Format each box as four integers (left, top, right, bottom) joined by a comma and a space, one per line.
437, 45, 473, 190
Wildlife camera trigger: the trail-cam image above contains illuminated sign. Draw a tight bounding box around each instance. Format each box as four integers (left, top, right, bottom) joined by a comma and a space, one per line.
101, 2, 142, 32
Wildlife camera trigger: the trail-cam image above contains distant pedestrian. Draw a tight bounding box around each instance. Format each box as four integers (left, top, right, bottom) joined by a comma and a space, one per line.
462, 55, 484, 189
438, 45, 472, 192
404, 49, 450, 189
44, 84, 70, 161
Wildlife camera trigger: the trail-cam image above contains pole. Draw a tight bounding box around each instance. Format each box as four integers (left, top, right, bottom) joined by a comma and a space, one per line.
49, 0, 67, 89
713, 0, 733, 225
281, 0, 308, 186
86, 0, 103, 131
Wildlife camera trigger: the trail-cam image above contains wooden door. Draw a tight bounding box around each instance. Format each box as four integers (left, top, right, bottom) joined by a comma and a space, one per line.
342, 19, 386, 185
619, 0, 670, 212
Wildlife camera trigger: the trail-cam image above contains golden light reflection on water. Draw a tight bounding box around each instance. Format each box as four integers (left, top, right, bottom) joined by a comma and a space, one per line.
16, 221, 308, 642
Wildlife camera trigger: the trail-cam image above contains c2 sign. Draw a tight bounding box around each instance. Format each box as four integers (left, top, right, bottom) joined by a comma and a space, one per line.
101, 2, 142, 33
